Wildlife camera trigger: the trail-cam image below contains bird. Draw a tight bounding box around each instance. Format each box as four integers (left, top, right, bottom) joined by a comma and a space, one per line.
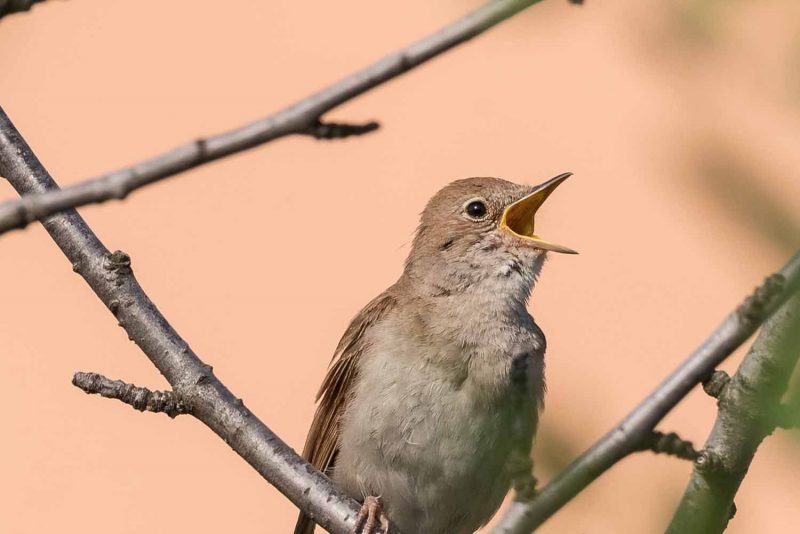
294, 174, 576, 534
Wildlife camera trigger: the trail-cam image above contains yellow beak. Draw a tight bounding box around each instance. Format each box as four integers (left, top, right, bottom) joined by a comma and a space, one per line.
499, 172, 577, 254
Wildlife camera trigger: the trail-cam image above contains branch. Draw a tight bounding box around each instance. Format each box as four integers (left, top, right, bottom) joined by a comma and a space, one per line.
0, 0, 45, 20
73, 372, 189, 418
0, 2, 552, 531
667, 294, 800, 533
492, 258, 800, 534
0, 0, 547, 237
1, 107, 366, 533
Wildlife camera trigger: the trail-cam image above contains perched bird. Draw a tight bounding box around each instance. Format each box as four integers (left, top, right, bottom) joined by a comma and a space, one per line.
295, 174, 576, 534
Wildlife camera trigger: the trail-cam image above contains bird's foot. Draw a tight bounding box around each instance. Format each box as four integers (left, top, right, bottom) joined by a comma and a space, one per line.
354, 495, 388, 534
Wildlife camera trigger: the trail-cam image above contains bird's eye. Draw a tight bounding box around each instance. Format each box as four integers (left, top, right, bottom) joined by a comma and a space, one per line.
464, 200, 487, 220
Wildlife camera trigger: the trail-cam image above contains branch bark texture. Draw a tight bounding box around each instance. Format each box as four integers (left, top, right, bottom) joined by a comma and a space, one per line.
493, 257, 800, 534
0, 1, 550, 531
0, 0, 546, 237
667, 294, 800, 533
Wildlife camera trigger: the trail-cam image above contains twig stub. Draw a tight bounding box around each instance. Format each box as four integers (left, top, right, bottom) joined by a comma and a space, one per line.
73, 372, 189, 418
737, 274, 785, 327
302, 120, 380, 140
637, 431, 700, 461
702, 370, 731, 399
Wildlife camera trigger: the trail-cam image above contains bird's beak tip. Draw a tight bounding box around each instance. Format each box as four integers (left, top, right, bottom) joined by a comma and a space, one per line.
499, 172, 576, 254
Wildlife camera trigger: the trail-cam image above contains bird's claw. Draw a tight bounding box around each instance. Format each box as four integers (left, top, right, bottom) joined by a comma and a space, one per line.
354, 495, 388, 534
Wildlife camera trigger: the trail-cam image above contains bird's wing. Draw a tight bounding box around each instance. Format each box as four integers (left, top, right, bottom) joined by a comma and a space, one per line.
294, 290, 397, 534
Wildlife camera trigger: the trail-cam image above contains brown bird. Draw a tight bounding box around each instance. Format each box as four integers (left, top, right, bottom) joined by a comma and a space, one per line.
295, 174, 576, 534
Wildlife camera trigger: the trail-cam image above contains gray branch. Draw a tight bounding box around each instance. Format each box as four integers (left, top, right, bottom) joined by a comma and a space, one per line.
0, 0, 548, 237
0, 107, 363, 534
667, 294, 800, 533
73, 371, 189, 418
0, 1, 552, 532
0, 0, 45, 20
493, 258, 800, 534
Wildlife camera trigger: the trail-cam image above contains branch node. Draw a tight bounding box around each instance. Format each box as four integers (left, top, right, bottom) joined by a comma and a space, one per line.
694, 449, 724, 475
638, 430, 700, 461
195, 137, 209, 160
702, 370, 731, 399
103, 250, 132, 273
737, 274, 785, 326
303, 120, 380, 140
72, 371, 189, 418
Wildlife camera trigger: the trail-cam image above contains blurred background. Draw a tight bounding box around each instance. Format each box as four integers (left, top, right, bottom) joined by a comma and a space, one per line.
1, 0, 799, 532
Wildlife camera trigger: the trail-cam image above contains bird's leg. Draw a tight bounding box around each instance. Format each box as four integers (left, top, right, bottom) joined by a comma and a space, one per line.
354, 495, 388, 534
508, 451, 538, 502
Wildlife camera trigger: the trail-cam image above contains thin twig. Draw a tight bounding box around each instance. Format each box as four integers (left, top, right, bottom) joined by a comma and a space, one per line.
667, 294, 800, 533
0, 0, 547, 237
0, 0, 46, 20
0, 1, 551, 532
73, 371, 189, 418
492, 257, 800, 534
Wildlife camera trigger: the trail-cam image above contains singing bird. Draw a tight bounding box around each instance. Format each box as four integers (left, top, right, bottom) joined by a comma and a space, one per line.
295, 174, 576, 534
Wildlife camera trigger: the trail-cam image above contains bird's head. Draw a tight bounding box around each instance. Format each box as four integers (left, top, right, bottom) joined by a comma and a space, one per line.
405, 174, 576, 298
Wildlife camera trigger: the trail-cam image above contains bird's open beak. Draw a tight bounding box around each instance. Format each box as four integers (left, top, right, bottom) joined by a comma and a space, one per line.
499, 172, 578, 254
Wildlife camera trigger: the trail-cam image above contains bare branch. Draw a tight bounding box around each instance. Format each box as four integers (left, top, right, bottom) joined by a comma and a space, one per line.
72, 372, 189, 418
0, 0, 46, 20
0, 1, 552, 531
0, 107, 364, 534
492, 257, 800, 534
667, 294, 800, 533
0, 0, 547, 237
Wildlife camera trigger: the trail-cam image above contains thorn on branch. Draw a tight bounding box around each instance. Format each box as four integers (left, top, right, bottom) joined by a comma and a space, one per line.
302, 120, 380, 140
72, 372, 189, 418
737, 274, 785, 327
637, 430, 700, 461
702, 370, 731, 399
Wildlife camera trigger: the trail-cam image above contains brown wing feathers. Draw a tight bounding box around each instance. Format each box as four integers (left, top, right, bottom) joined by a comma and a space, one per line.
294, 291, 396, 534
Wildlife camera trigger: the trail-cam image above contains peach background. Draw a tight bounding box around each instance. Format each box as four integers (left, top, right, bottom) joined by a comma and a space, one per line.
1, 1, 799, 532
